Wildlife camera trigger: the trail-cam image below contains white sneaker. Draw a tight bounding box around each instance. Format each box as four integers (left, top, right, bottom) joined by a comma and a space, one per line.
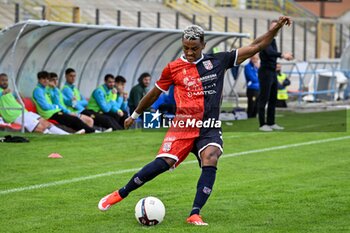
269, 124, 284, 130
75, 129, 85, 134
259, 125, 273, 132
103, 128, 113, 133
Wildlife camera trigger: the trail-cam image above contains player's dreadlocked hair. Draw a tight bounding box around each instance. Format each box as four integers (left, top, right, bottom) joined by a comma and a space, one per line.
182, 25, 204, 43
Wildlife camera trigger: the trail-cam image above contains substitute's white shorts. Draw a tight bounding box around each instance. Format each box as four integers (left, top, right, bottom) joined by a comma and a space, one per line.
14, 111, 41, 132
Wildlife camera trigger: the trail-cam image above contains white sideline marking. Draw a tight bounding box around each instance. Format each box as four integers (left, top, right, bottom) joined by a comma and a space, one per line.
0, 135, 349, 196
225, 133, 261, 138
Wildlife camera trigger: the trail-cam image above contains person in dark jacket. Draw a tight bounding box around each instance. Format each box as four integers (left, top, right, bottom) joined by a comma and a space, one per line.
128, 72, 151, 114
257, 20, 293, 131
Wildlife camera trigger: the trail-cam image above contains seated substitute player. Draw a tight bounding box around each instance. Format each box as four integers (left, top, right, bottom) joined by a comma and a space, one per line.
61, 68, 113, 132
33, 71, 96, 134
0, 73, 69, 134
98, 16, 293, 225
86, 74, 123, 130
48, 72, 94, 128
109, 75, 129, 128
62, 68, 90, 114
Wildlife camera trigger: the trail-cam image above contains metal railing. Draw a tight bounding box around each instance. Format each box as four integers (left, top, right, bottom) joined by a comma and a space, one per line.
223, 59, 349, 106
280, 59, 350, 103
211, 0, 316, 18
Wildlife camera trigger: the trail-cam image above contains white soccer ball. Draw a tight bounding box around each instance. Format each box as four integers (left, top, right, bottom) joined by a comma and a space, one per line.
135, 196, 165, 226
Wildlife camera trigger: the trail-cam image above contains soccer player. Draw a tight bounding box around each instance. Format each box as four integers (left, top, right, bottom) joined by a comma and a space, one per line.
98, 16, 292, 225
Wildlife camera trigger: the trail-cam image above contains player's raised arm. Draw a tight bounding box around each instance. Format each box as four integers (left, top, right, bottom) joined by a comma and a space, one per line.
236, 16, 292, 65
124, 86, 162, 129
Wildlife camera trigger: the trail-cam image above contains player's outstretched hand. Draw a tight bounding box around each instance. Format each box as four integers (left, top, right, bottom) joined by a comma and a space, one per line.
124, 117, 135, 129
277, 16, 292, 28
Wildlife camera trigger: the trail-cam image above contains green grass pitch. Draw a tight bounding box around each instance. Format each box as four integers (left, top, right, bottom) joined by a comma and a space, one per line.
0, 110, 349, 233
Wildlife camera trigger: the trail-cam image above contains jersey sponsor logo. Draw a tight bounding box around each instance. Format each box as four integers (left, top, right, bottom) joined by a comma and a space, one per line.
203, 60, 213, 70
203, 83, 216, 90
187, 89, 217, 97
200, 74, 217, 83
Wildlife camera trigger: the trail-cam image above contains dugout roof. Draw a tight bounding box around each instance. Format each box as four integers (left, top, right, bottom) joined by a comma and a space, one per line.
0, 20, 249, 97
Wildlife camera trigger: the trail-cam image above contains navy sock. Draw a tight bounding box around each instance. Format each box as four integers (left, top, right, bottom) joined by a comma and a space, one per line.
190, 166, 217, 216
118, 158, 170, 198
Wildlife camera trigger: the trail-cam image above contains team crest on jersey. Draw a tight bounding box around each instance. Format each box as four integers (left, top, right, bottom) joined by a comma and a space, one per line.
162, 142, 172, 152
203, 60, 213, 70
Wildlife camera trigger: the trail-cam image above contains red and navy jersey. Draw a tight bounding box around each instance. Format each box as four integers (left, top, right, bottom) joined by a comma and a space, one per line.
156, 50, 238, 138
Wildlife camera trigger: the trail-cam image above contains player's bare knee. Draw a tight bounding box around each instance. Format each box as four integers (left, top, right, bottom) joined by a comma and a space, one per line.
161, 157, 176, 167
201, 147, 221, 166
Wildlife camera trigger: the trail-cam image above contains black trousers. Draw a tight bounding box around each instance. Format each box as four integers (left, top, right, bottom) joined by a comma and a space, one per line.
246, 89, 260, 118
257, 68, 278, 127
82, 109, 122, 130
276, 99, 287, 108
105, 111, 128, 129
50, 112, 95, 133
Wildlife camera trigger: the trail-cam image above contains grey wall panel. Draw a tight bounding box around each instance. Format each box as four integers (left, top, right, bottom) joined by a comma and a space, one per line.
96, 31, 142, 87
131, 32, 179, 85
100, 32, 156, 92
57, 29, 111, 88
117, 32, 174, 88
150, 35, 183, 82
42, 28, 87, 71
77, 31, 124, 97
42, 29, 101, 85
0, 24, 39, 66
1, 26, 66, 97
1, 26, 58, 82
16, 28, 78, 97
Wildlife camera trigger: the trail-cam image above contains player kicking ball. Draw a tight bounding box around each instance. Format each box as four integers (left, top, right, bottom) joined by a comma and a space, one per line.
98, 16, 292, 225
